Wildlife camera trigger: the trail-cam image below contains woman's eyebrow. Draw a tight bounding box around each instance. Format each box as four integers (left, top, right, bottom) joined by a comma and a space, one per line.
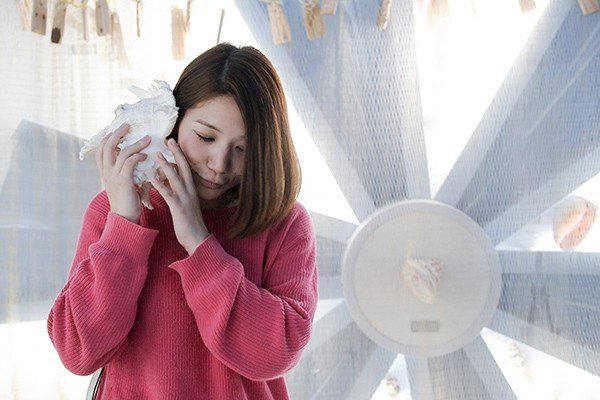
194, 118, 221, 132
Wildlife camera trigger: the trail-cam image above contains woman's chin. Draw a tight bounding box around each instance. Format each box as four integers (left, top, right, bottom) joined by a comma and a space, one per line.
196, 190, 227, 210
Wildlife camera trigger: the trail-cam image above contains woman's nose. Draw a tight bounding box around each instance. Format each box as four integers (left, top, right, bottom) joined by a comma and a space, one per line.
207, 147, 230, 174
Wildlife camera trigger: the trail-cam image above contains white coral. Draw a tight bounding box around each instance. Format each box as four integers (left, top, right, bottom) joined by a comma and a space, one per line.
80, 79, 179, 209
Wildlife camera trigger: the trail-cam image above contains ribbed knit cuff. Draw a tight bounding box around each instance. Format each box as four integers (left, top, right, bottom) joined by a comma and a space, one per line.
169, 235, 242, 284
96, 212, 160, 260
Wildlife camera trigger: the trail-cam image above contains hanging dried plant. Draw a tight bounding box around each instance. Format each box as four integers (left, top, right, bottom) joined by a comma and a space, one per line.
377, 0, 392, 30
321, 0, 339, 15
261, 0, 292, 44
302, 0, 326, 40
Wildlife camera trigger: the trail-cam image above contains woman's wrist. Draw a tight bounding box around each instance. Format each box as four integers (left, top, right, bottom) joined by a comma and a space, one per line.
184, 229, 211, 255
110, 209, 140, 224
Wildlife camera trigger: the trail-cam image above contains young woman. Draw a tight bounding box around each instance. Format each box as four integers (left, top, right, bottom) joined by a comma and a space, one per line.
48, 43, 318, 399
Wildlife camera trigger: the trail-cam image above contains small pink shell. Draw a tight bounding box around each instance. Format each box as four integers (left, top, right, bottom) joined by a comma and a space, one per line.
552, 197, 597, 250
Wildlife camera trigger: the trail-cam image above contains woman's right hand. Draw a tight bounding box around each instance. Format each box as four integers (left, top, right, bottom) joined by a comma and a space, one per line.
95, 123, 152, 223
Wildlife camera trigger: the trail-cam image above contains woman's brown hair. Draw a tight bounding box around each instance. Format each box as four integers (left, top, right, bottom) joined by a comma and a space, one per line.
167, 43, 301, 239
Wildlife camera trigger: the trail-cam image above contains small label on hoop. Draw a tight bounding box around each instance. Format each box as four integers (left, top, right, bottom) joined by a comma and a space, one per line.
410, 320, 440, 332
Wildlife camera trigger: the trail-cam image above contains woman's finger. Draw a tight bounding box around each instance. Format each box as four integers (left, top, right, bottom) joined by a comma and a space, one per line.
121, 152, 148, 182
155, 151, 186, 195
115, 135, 152, 171
166, 139, 195, 192
95, 133, 110, 170
103, 124, 130, 171
150, 175, 172, 199
155, 164, 167, 182
95, 134, 112, 185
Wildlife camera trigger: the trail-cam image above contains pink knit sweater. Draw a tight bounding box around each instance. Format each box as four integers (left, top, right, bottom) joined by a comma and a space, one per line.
47, 189, 318, 399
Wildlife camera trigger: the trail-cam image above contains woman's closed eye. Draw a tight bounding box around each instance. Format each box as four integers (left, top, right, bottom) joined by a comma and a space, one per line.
195, 132, 214, 142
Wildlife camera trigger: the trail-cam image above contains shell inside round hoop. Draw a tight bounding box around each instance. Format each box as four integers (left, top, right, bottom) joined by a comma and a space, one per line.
552, 196, 597, 250
401, 257, 443, 304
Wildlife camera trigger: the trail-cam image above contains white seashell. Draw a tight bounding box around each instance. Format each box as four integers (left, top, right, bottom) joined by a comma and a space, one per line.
401, 257, 443, 304
79, 80, 179, 209
552, 196, 597, 250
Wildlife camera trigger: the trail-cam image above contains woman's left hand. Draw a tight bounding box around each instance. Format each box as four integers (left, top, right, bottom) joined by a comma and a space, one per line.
151, 138, 210, 255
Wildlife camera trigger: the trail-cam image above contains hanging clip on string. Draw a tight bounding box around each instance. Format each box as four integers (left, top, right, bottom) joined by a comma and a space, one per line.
82, 0, 89, 40
31, 0, 48, 35
96, 0, 111, 36
128, 0, 142, 37
17, 0, 33, 31
57, 0, 89, 40
185, 0, 193, 33
377, 0, 392, 29
171, 6, 186, 60
578, 0, 599, 15
320, 0, 339, 16
51, 0, 68, 43
301, 0, 326, 40
260, 0, 292, 45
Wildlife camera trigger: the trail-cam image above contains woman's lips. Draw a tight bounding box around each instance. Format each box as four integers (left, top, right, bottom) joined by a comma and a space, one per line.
199, 177, 224, 190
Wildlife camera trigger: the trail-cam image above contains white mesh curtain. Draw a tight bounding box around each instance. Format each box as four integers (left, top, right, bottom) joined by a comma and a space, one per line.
2, 0, 600, 399
1, 1, 256, 397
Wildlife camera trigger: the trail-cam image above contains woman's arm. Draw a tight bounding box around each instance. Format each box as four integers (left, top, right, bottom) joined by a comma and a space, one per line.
47, 192, 159, 375
169, 205, 318, 381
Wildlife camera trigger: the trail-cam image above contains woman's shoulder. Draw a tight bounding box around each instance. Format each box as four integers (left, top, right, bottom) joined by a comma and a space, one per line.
269, 201, 314, 239
288, 202, 311, 224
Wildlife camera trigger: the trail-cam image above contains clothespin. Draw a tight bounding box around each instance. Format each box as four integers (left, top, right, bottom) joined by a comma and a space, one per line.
51, 0, 68, 43
172, 7, 186, 60
17, 0, 33, 30
185, 0, 193, 33
96, 0, 111, 36
261, 0, 292, 45
301, 0, 326, 40
519, 0, 536, 13
578, 0, 599, 15
82, 0, 89, 41
377, 0, 392, 29
31, 0, 48, 35
321, 0, 339, 15
135, 0, 142, 37
216, 8, 225, 44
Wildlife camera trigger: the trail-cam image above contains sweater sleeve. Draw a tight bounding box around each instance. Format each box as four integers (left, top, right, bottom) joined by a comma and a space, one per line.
47, 192, 159, 376
168, 205, 318, 381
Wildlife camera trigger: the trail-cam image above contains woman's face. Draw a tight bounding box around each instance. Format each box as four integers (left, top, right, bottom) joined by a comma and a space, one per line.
176, 95, 246, 209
